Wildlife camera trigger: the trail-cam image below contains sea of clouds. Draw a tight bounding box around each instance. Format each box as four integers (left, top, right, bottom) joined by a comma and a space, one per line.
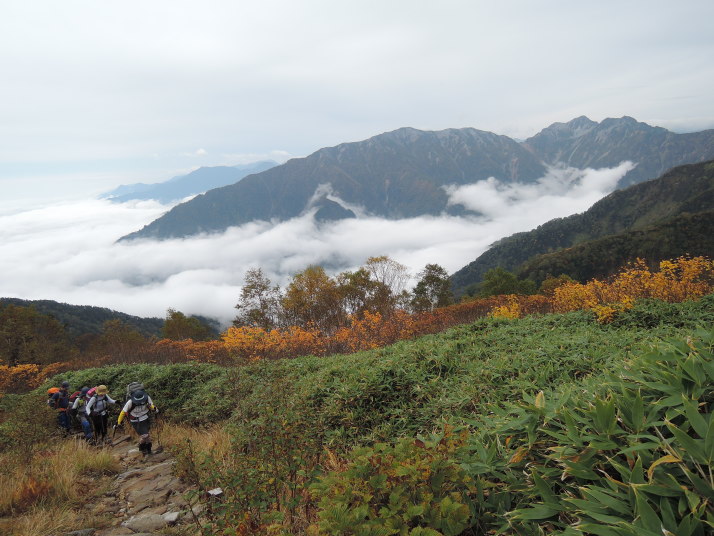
0, 162, 634, 327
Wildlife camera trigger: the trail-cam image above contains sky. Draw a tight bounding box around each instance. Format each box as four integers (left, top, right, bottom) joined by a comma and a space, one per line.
0, 1, 713, 325
1, 1, 713, 207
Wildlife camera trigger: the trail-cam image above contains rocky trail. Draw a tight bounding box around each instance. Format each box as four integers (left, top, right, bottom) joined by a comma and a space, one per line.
62, 433, 197, 536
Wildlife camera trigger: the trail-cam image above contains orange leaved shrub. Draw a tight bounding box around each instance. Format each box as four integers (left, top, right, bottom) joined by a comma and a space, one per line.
0, 362, 74, 394
553, 256, 714, 315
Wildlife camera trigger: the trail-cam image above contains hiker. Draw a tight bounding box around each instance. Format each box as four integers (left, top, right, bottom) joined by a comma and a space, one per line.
71, 386, 94, 441
118, 383, 158, 456
86, 385, 117, 444
67, 387, 83, 431
48, 381, 72, 434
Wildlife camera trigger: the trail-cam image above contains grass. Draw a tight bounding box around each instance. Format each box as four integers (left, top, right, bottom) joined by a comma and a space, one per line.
0, 505, 103, 536
0, 438, 121, 535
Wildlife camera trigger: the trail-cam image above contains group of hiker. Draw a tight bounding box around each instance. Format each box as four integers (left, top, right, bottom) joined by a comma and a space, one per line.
47, 380, 159, 455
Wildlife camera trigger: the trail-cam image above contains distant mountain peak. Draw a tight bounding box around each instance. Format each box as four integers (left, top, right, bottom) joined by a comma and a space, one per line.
120, 117, 714, 241
531, 116, 597, 141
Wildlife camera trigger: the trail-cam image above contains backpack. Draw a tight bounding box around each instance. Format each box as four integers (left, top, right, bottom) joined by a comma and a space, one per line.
68, 390, 80, 415
130, 389, 148, 408
49, 389, 69, 410
126, 382, 144, 399
47, 387, 60, 408
87, 387, 97, 398
90, 395, 110, 416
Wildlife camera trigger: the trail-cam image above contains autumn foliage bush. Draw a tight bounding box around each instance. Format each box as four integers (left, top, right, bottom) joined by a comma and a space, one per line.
553, 256, 714, 322
0, 362, 74, 394
1, 256, 712, 389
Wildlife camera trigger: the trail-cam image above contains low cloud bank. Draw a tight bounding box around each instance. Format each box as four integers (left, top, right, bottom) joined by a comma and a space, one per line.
0, 163, 633, 327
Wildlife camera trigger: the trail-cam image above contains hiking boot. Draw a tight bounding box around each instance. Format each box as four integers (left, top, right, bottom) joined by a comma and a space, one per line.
146, 442, 152, 455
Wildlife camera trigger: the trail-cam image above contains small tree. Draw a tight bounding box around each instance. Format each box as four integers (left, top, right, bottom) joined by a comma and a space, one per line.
162, 309, 214, 341
282, 266, 344, 333
90, 319, 148, 362
0, 304, 74, 366
410, 263, 454, 312
364, 256, 410, 316
234, 268, 283, 330
337, 268, 391, 318
365, 256, 410, 297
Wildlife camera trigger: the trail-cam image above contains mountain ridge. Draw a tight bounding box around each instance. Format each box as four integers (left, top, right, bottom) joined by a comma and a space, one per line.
120, 127, 547, 240
120, 116, 714, 241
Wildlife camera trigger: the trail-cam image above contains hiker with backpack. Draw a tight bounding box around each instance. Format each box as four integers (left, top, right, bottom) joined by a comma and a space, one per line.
118, 382, 158, 456
71, 386, 94, 441
86, 385, 117, 444
48, 381, 72, 434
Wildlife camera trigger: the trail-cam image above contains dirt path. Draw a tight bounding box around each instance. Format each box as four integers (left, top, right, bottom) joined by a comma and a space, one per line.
76, 434, 197, 536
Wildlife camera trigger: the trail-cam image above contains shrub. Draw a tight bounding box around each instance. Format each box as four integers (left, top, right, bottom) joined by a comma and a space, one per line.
310, 427, 474, 536
311, 328, 714, 535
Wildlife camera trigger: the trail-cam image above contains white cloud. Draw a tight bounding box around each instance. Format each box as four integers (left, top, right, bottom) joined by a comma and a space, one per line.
444, 161, 635, 225
0, 163, 633, 328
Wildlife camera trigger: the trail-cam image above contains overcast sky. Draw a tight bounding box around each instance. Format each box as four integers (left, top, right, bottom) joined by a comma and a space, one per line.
1, 1, 713, 207
1, 2, 713, 324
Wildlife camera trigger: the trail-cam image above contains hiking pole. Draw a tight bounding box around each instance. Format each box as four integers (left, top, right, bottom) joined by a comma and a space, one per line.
153, 409, 162, 449
110, 420, 129, 447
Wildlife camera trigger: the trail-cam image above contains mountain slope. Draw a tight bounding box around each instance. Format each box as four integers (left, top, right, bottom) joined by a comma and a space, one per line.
518, 209, 714, 283
450, 160, 714, 294
0, 298, 164, 338
121, 117, 714, 241
119, 128, 549, 240
524, 116, 714, 187
101, 161, 277, 204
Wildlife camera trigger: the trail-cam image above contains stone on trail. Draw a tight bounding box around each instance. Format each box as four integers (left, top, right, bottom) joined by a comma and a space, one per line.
162, 510, 181, 524
121, 513, 168, 532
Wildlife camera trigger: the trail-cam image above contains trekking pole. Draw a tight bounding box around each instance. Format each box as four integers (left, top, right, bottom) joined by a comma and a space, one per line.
110, 420, 129, 447
154, 410, 162, 449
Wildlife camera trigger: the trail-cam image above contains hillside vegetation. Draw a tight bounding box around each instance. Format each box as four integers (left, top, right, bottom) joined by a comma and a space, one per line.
1, 255, 713, 534
0, 297, 164, 338
451, 160, 714, 295
2, 293, 712, 534
2, 256, 712, 395
519, 209, 714, 283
